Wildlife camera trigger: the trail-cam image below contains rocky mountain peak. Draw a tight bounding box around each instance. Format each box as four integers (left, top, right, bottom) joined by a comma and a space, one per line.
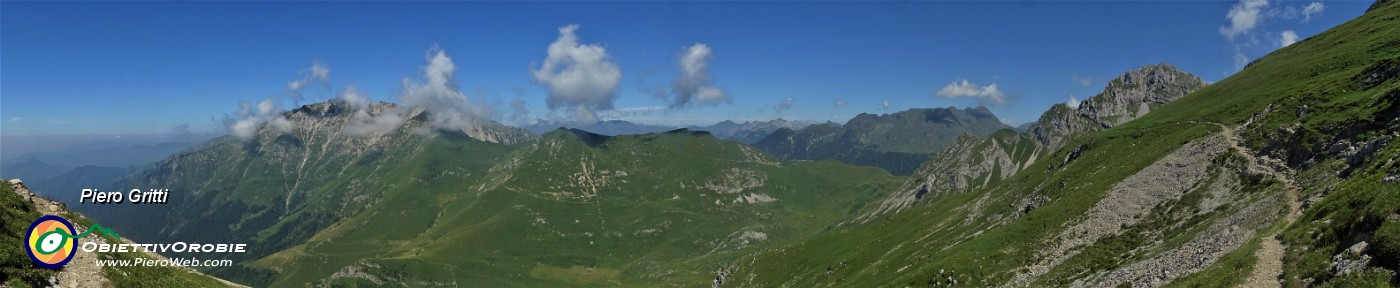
1030, 63, 1207, 150
1078, 63, 1207, 127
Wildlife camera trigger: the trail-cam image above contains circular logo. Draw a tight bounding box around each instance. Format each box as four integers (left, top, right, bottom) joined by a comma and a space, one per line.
25, 215, 77, 269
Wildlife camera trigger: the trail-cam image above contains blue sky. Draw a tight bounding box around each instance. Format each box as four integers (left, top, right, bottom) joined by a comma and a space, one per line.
0, 1, 1373, 136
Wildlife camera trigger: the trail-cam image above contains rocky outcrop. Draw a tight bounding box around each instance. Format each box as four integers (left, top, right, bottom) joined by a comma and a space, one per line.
1030, 63, 1207, 151
1077, 63, 1207, 128
1331, 241, 1374, 276
863, 131, 1042, 218
292, 100, 536, 145
1029, 104, 1098, 152
864, 64, 1207, 220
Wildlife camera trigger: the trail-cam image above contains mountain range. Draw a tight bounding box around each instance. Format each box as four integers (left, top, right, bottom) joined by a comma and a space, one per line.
522, 118, 817, 145
752, 106, 1009, 175
12, 2, 1399, 287
80, 104, 902, 285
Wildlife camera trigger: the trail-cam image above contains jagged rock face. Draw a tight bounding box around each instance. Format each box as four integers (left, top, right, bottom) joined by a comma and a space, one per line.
864, 131, 1043, 218
1030, 63, 1206, 151
293, 100, 536, 145
1029, 104, 1097, 153
1078, 63, 1207, 127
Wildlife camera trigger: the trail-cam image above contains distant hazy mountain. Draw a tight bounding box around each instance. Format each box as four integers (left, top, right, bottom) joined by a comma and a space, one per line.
523, 120, 677, 136
0, 137, 202, 202
752, 107, 1009, 175
27, 165, 131, 205
0, 158, 72, 183
686, 118, 817, 144
2, 141, 193, 172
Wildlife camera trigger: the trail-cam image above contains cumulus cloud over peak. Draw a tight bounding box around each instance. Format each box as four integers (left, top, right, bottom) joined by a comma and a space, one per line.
338, 85, 406, 137
227, 63, 327, 139
531, 24, 622, 123
229, 99, 294, 139
669, 43, 731, 108
400, 47, 491, 132
935, 79, 1007, 106
882, 99, 891, 110
1066, 94, 1081, 109
340, 85, 371, 111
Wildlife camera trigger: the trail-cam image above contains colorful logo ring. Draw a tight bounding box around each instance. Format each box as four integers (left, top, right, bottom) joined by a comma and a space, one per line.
25, 215, 78, 269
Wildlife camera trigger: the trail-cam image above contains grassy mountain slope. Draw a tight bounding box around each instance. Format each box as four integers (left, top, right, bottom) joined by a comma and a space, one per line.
729, 2, 1400, 287
81, 100, 526, 285
245, 128, 902, 286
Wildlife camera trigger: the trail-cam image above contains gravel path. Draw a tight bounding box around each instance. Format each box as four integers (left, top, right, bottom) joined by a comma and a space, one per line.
1212, 122, 1301, 288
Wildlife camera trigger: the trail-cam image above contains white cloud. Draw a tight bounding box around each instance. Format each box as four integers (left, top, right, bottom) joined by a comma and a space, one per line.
530, 24, 622, 123
612, 105, 666, 113
287, 62, 331, 103
882, 100, 891, 110
339, 85, 371, 111
1066, 94, 1081, 109
597, 105, 665, 120
935, 79, 1006, 106
1302, 2, 1324, 21
506, 98, 530, 125
834, 99, 847, 107
229, 99, 294, 139
337, 86, 406, 137
1072, 74, 1094, 87
773, 98, 794, 113
1220, 0, 1269, 40
8, 117, 22, 123
1218, 0, 1322, 73
572, 105, 599, 124
1279, 30, 1299, 47
343, 109, 404, 137
669, 43, 731, 108
399, 47, 492, 133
